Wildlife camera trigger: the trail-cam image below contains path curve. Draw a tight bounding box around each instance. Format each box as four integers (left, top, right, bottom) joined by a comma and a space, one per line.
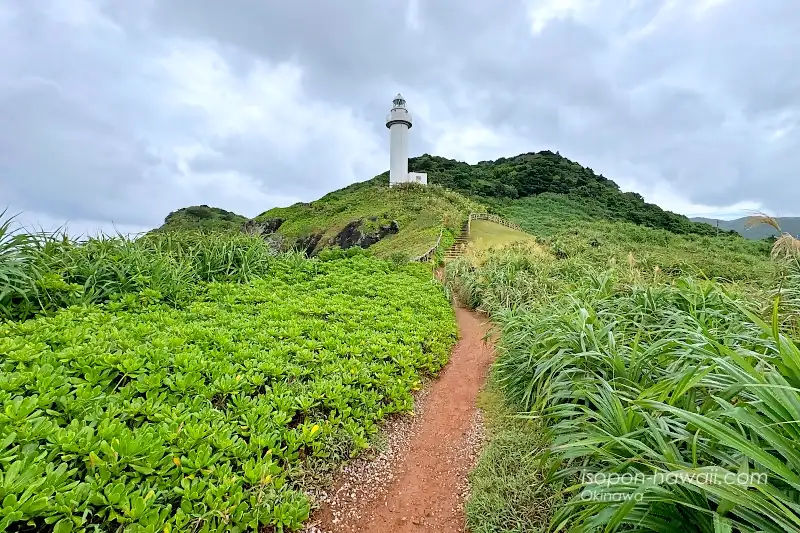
308, 306, 495, 533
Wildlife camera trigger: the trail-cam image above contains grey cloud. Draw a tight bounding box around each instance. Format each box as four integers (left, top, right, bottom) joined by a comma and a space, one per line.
2, 0, 799, 231
186, 134, 361, 197
148, 0, 430, 100
0, 2, 173, 226
150, 0, 798, 211
600, 0, 800, 210
0, 68, 165, 226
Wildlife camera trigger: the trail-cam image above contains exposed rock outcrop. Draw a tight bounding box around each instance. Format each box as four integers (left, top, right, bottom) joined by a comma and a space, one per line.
296, 233, 324, 256
329, 219, 400, 250
243, 217, 284, 236
242, 215, 399, 257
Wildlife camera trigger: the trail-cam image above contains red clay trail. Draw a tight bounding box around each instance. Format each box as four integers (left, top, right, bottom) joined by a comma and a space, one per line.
310, 306, 495, 533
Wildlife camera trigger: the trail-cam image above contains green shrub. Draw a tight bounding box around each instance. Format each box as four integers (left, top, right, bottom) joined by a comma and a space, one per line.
388, 251, 411, 265
0, 255, 457, 531
316, 247, 373, 262
158, 205, 248, 233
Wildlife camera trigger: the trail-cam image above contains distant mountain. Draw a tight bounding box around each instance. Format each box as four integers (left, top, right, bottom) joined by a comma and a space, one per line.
690, 217, 800, 240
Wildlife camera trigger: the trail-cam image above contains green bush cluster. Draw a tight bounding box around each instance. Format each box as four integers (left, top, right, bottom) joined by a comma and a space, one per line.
409, 152, 726, 236
158, 206, 248, 233
0, 255, 457, 532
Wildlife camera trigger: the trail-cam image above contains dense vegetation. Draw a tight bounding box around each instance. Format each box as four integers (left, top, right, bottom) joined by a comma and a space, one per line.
456, 201, 773, 297
446, 211, 800, 532
0, 215, 457, 532
405, 152, 730, 237
1, 215, 283, 321
157, 206, 248, 233
157, 149, 737, 263
693, 216, 800, 239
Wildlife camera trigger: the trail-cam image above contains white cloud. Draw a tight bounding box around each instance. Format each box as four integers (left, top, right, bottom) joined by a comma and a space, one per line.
431, 124, 531, 163
42, 0, 122, 31
156, 39, 386, 195
405, 0, 422, 31
639, 183, 763, 220
526, 0, 596, 33
7, 207, 151, 238
691, 0, 732, 19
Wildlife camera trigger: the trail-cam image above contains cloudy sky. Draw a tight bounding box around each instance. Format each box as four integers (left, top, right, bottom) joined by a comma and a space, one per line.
1, 0, 798, 235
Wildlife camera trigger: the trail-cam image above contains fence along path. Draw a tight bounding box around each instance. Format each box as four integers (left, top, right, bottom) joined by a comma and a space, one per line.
466, 212, 522, 233
411, 227, 444, 263
413, 213, 521, 262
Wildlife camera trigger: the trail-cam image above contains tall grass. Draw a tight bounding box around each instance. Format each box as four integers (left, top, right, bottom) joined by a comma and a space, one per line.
0, 213, 284, 320
443, 242, 581, 313
448, 227, 800, 532
775, 259, 800, 335
746, 214, 800, 259
140, 231, 279, 282
0, 211, 40, 316
495, 273, 800, 532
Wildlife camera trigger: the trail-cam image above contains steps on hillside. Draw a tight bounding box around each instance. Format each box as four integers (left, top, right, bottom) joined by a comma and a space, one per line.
443, 221, 470, 260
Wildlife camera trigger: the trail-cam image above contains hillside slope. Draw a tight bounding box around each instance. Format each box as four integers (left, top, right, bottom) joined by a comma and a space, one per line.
408, 152, 732, 236
691, 216, 800, 239
155, 150, 746, 258
468, 219, 535, 251
256, 182, 484, 259
157, 205, 247, 233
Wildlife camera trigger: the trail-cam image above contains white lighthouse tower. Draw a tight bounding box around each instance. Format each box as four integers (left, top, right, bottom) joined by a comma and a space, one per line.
386, 94, 427, 186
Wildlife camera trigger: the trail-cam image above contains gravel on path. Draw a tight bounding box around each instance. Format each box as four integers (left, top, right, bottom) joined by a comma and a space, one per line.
305, 306, 495, 533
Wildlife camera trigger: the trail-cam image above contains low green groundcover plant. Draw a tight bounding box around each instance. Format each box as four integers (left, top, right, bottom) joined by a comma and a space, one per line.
0, 255, 457, 532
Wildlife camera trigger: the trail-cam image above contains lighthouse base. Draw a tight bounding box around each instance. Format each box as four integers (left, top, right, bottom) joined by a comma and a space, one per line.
390, 172, 428, 187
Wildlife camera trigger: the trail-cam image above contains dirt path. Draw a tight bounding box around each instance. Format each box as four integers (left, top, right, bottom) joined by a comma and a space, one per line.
307, 306, 495, 533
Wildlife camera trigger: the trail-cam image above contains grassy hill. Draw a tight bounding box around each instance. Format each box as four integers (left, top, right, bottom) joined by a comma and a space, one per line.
692, 216, 800, 239
467, 219, 535, 252
157, 205, 248, 233
409, 152, 731, 236
155, 150, 754, 261
255, 182, 483, 259
445, 206, 794, 533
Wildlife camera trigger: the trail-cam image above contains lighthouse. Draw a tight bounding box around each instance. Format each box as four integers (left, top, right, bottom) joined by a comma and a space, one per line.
386, 94, 427, 186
